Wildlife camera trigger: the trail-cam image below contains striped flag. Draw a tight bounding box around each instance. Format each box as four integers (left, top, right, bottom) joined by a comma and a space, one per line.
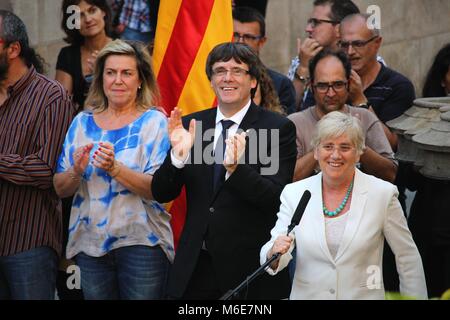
153, 0, 233, 247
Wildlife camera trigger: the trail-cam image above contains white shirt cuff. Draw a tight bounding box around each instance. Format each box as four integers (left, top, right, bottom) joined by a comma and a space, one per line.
170, 149, 190, 168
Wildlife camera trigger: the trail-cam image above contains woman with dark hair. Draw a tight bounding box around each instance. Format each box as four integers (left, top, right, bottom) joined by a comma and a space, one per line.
422, 43, 450, 97
55, 0, 113, 299
253, 63, 285, 115
56, 0, 113, 111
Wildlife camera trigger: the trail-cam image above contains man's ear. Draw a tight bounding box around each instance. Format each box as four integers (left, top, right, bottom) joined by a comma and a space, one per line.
335, 24, 341, 39
257, 36, 267, 51
6, 41, 21, 60
374, 36, 383, 51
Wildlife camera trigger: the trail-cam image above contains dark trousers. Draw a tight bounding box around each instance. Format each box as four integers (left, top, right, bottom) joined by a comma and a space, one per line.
0, 246, 58, 300
182, 250, 222, 300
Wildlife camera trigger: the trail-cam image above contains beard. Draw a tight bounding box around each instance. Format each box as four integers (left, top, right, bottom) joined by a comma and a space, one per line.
0, 52, 9, 83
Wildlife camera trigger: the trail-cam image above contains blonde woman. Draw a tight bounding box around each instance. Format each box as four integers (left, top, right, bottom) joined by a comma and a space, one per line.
53, 40, 173, 299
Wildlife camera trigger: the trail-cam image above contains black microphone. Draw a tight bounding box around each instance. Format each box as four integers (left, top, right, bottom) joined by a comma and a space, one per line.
270, 190, 312, 260
219, 190, 311, 300
286, 190, 311, 235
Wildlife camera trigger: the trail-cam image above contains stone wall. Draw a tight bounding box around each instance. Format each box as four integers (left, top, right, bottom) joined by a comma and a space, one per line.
7, 0, 66, 77
261, 0, 450, 97
2, 0, 450, 97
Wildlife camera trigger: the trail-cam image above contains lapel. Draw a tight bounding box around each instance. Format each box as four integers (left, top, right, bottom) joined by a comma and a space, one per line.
334, 168, 367, 262
308, 173, 336, 263
195, 108, 217, 195
237, 102, 259, 132
308, 169, 368, 264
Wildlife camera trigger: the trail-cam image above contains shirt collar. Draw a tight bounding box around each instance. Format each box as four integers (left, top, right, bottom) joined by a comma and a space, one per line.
7, 65, 36, 98
215, 100, 252, 126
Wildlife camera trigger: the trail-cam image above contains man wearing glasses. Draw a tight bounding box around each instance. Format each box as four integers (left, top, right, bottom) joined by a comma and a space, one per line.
288, 49, 397, 184
339, 14, 415, 153
287, 0, 360, 110
340, 13, 417, 294
232, 6, 296, 114
151, 42, 296, 299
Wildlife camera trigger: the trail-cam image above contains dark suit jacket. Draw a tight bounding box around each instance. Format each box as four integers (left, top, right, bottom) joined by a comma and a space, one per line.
152, 103, 297, 299
267, 68, 296, 115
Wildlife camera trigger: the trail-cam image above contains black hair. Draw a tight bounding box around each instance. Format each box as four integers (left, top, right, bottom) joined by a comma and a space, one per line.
206, 42, 261, 98
61, 0, 112, 45
232, 6, 266, 37
423, 43, 450, 97
0, 10, 46, 73
309, 49, 352, 83
313, 0, 360, 22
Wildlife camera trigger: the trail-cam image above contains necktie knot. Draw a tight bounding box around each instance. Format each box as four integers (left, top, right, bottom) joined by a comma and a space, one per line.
221, 119, 234, 131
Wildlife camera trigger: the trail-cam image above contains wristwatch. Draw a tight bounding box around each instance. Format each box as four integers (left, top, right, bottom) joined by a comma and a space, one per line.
355, 102, 370, 109
294, 72, 309, 84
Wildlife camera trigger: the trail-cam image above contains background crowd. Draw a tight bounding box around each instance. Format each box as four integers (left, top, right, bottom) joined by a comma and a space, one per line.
0, 0, 449, 300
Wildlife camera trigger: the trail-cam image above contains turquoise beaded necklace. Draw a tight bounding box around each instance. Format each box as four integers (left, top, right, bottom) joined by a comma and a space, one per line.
323, 180, 354, 217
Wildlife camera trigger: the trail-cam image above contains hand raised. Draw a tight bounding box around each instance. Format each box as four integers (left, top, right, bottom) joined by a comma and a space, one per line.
168, 107, 196, 161
86, 50, 99, 75
92, 142, 116, 173
349, 70, 366, 104
73, 143, 94, 175
223, 131, 247, 174
298, 37, 323, 68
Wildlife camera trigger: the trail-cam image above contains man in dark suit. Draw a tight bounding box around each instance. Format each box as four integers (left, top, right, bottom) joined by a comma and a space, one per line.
232, 6, 296, 114
152, 42, 297, 300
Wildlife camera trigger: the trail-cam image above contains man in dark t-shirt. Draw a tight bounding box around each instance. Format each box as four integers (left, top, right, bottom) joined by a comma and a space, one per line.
339, 13, 416, 294
339, 14, 415, 150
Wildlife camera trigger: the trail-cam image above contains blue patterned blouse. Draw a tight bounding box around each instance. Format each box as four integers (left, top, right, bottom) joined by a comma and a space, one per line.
56, 109, 174, 261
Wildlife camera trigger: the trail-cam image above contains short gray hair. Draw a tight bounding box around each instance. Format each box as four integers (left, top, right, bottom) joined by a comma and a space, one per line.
341, 13, 381, 37
311, 111, 365, 155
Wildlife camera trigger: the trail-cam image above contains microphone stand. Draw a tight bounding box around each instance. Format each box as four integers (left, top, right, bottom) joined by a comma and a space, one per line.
220, 191, 310, 300
219, 223, 295, 301
219, 252, 281, 300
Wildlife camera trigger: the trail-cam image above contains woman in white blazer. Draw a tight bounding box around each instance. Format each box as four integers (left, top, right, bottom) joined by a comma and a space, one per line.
260, 111, 427, 300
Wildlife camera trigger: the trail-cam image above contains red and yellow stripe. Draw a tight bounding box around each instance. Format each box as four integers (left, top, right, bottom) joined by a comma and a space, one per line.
153, 0, 233, 247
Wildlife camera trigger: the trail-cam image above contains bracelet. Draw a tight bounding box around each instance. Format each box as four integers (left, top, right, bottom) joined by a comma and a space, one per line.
109, 161, 122, 178
294, 67, 310, 84
69, 167, 82, 181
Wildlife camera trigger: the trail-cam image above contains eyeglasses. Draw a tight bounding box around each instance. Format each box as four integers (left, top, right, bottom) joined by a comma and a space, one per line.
338, 36, 379, 50
212, 67, 250, 78
232, 32, 263, 42
307, 18, 339, 28
320, 143, 354, 153
312, 81, 348, 93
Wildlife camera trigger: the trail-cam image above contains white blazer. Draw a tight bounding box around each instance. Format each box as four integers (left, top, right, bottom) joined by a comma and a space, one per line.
260, 169, 427, 300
